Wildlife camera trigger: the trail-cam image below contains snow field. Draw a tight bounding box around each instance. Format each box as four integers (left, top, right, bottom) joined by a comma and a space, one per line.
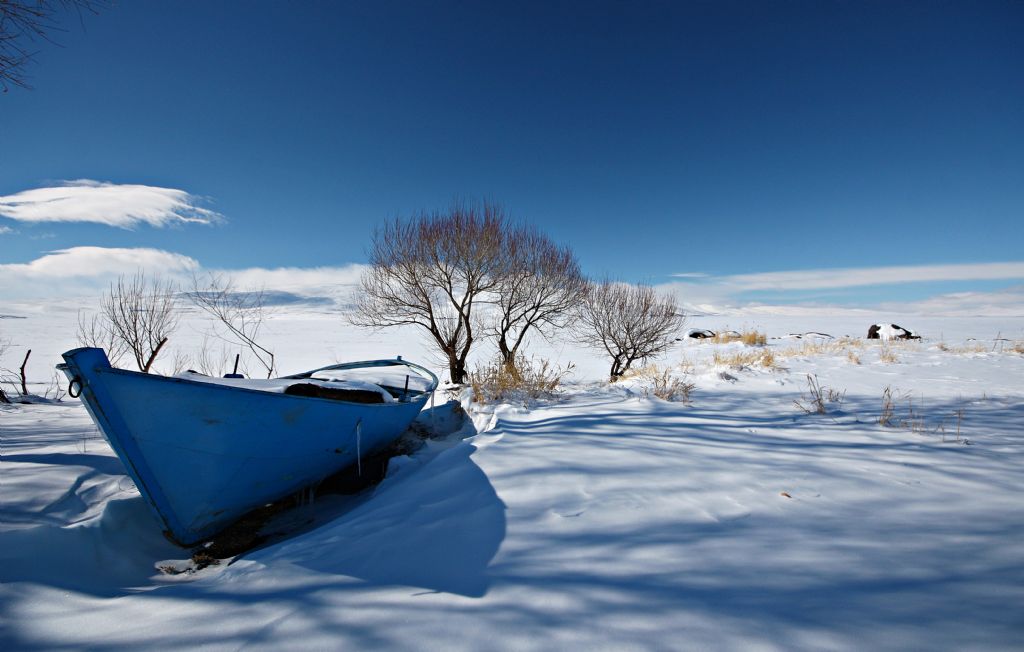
1, 309, 1023, 649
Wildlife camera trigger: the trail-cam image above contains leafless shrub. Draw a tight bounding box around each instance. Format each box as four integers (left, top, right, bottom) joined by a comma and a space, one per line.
490, 225, 586, 371
77, 309, 129, 366
574, 279, 684, 381
469, 355, 573, 404
794, 374, 844, 414
352, 200, 508, 384
0, 347, 65, 402
100, 271, 180, 372
192, 336, 237, 377
188, 272, 276, 377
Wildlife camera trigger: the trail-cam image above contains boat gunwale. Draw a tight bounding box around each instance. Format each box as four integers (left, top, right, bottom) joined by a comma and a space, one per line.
58, 356, 439, 409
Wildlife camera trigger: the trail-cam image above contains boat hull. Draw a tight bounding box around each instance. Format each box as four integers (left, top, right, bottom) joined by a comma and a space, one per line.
59, 348, 433, 546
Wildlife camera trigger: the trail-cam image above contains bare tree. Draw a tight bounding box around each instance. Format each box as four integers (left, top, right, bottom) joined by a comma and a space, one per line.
101, 271, 180, 373
188, 272, 275, 377
490, 226, 585, 372
192, 335, 237, 377
76, 309, 129, 366
352, 200, 507, 384
1, 0, 106, 91
574, 279, 684, 381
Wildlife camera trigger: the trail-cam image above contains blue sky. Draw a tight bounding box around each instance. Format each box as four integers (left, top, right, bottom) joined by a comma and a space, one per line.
1, 1, 1022, 311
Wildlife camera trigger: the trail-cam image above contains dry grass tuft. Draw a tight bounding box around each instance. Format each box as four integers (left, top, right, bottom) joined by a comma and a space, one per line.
703, 329, 767, 345
712, 348, 777, 370
470, 356, 573, 404
741, 330, 767, 346
623, 364, 696, 403
649, 368, 695, 403
878, 346, 899, 364
878, 386, 896, 426
794, 374, 845, 414
846, 350, 861, 365
878, 386, 966, 441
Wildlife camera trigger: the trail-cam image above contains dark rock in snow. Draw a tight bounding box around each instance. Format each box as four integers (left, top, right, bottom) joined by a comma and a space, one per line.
686, 329, 716, 339
867, 324, 920, 341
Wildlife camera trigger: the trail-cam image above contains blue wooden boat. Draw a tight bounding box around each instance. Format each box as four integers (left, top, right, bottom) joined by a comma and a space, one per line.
58, 347, 438, 546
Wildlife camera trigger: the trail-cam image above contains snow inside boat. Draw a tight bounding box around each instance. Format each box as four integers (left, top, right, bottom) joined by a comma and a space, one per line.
58, 347, 438, 546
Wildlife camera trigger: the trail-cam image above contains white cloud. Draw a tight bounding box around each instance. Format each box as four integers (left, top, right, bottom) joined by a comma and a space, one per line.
656, 262, 1024, 317
0, 180, 222, 229
720, 262, 1024, 291
0, 246, 365, 306
0, 225, 13, 235
881, 286, 1024, 317
4, 247, 1023, 317
0, 246, 199, 281
670, 272, 708, 279
225, 264, 366, 293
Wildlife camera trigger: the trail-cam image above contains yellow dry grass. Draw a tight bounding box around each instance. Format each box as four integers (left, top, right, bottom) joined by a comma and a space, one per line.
879, 346, 899, 364
622, 364, 695, 402
712, 348, 777, 369
469, 356, 573, 404
702, 329, 767, 346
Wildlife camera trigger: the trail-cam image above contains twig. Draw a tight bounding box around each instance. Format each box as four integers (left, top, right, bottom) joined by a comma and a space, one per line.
20, 349, 31, 395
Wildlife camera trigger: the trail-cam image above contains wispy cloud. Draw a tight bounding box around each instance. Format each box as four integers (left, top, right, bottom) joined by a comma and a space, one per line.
0, 246, 365, 305
880, 285, 1024, 317
3, 247, 1023, 317
720, 262, 1024, 291
0, 180, 223, 229
670, 272, 709, 279
226, 265, 366, 293
0, 246, 200, 280
0, 225, 13, 235
657, 262, 1024, 316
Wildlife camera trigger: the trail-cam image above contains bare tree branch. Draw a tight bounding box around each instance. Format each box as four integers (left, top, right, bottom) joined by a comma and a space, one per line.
490, 225, 585, 372
0, 0, 106, 91
574, 279, 684, 380
77, 308, 129, 366
188, 272, 276, 378
97, 271, 180, 373
351, 200, 508, 384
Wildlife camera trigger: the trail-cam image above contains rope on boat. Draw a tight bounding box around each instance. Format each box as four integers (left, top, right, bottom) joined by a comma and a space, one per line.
429, 389, 436, 436
355, 418, 362, 477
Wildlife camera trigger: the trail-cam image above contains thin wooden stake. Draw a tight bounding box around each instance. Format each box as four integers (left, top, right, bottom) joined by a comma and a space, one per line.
20, 349, 31, 396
